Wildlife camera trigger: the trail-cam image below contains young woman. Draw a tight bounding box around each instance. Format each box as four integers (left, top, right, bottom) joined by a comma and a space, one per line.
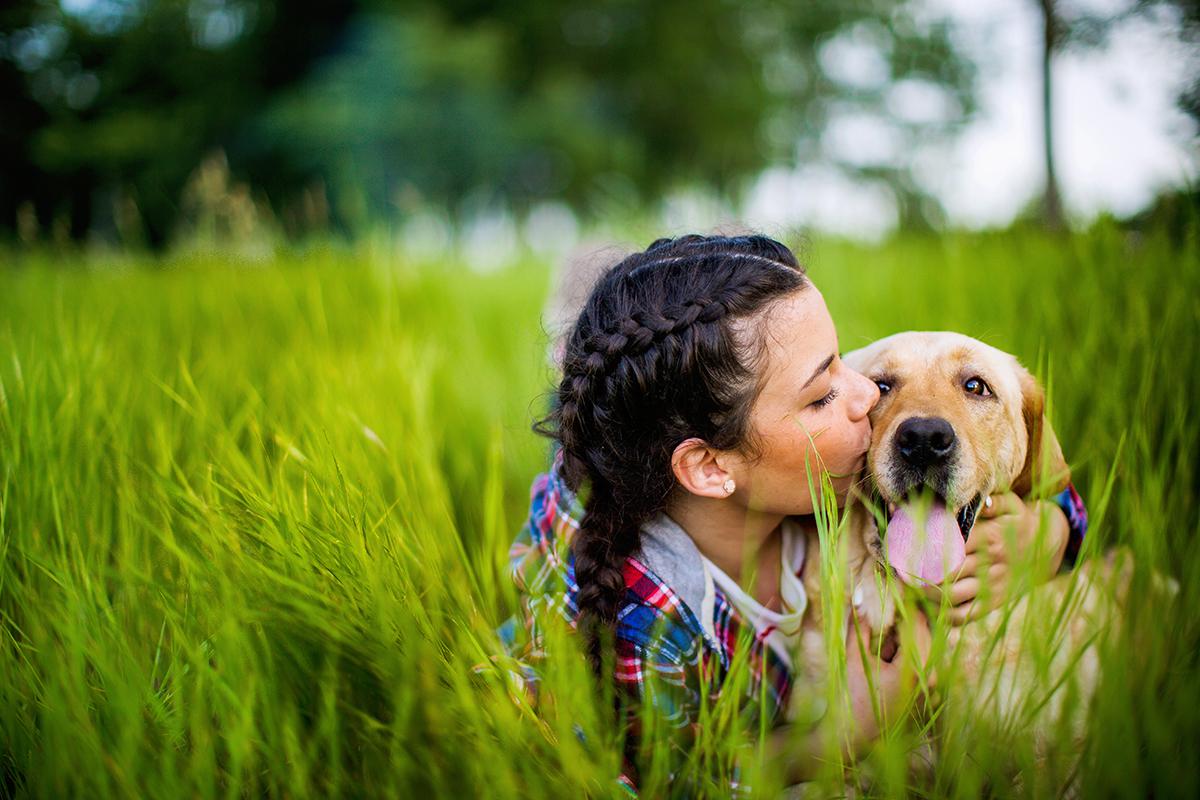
505, 234, 1087, 789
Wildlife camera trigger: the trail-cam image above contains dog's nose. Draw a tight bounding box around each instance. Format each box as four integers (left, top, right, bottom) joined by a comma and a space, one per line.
896, 416, 957, 469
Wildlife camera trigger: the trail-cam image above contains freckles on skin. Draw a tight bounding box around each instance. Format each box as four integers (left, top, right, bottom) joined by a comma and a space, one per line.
786, 417, 834, 476
799, 409, 865, 482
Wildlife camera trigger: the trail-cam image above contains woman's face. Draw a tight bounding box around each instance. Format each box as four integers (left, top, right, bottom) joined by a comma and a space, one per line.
725, 285, 879, 516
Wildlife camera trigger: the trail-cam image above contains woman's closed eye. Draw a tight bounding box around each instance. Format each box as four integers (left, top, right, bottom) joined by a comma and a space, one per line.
809, 386, 840, 409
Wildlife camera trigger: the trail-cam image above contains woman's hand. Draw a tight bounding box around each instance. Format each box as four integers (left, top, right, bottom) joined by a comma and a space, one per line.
924, 492, 1070, 625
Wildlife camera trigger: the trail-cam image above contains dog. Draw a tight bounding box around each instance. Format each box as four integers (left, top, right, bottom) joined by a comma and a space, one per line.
792, 331, 1143, 776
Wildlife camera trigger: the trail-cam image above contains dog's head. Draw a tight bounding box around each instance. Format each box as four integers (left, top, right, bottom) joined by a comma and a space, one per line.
843, 331, 1070, 586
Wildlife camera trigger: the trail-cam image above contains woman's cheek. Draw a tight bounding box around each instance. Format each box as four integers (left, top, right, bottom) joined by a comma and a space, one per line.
789, 419, 823, 466
769, 428, 810, 479
820, 422, 858, 472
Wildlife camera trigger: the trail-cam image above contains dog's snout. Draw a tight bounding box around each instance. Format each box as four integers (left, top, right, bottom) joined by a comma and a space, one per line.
896, 416, 957, 469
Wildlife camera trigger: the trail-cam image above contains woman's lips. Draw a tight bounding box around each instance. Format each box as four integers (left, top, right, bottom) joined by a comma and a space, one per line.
858, 431, 873, 462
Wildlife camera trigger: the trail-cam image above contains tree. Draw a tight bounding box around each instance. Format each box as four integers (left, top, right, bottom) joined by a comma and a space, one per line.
1031, 0, 1198, 230
1, 0, 979, 243
1038, 0, 1066, 229
0, 0, 356, 245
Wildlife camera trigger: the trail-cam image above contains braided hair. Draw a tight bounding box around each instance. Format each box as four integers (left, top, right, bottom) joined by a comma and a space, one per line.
535, 234, 809, 673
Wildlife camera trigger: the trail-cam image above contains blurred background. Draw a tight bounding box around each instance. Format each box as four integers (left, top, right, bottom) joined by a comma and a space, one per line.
3, 5, 1200, 796
2, 0, 1197, 257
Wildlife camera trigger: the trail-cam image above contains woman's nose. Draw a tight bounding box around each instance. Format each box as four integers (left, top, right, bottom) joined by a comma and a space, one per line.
850, 370, 880, 420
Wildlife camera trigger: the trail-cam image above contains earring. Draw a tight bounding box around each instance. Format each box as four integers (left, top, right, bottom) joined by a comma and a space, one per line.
723, 478, 736, 495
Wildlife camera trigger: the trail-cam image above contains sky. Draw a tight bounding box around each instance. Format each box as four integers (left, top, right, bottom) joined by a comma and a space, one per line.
738, 0, 1198, 240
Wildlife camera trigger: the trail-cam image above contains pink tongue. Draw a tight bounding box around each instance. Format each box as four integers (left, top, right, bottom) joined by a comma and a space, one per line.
885, 498, 966, 586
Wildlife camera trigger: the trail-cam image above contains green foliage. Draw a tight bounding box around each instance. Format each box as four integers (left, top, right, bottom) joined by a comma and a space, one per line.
1, 0, 975, 243
248, 13, 534, 226
0, 0, 358, 243
1, 223, 1198, 797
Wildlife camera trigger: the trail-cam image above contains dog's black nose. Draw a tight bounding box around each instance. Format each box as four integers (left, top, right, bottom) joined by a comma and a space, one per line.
896, 416, 957, 469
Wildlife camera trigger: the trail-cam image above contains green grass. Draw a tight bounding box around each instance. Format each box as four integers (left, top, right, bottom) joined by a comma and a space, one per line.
1, 223, 1198, 798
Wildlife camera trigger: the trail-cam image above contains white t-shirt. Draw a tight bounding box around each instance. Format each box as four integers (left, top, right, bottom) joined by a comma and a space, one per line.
698, 518, 809, 668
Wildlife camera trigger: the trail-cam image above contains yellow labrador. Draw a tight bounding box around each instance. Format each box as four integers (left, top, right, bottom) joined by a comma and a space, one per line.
794, 331, 1139, 766
846, 330, 1070, 592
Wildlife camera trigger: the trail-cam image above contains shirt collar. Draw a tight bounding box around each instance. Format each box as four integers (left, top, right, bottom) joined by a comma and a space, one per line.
636, 511, 722, 651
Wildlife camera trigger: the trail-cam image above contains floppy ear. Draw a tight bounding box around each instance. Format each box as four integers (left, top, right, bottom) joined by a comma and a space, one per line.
1011, 366, 1070, 498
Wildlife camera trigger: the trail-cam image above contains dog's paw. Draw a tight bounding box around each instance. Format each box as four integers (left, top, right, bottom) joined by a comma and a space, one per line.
851, 576, 901, 662
852, 574, 897, 634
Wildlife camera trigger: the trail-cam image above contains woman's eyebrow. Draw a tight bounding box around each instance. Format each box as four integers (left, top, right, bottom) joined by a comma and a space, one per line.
802, 354, 836, 389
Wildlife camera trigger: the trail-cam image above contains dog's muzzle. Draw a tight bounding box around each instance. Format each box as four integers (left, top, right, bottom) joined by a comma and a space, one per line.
874, 416, 985, 586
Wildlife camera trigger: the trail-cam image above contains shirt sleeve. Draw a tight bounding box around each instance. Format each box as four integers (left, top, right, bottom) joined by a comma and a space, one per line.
507, 457, 584, 623
1052, 483, 1088, 571
494, 461, 584, 701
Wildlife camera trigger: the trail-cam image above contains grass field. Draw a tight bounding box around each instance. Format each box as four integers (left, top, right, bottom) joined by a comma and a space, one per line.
1, 222, 1198, 798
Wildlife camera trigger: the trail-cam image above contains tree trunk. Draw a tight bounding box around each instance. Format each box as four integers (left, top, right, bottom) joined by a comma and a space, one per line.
1039, 0, 1065, 229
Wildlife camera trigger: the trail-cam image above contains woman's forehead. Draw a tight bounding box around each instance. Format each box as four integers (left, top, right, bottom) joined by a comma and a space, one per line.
769, 288, 834, 356
756, 288, 837, 388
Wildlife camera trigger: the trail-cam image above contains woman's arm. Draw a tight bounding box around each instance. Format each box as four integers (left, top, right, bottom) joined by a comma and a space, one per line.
1052, 484, 1089, 571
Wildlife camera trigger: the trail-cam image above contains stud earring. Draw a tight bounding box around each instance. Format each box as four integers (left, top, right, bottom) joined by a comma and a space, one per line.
723, 478, 736, 495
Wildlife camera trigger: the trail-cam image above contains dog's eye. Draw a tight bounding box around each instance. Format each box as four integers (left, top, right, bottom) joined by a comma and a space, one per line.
874, 379, 891, 395
964, 377, 992, 397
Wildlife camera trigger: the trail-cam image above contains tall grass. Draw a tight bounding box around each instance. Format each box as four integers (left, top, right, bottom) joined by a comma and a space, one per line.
1, 222, 1197, 798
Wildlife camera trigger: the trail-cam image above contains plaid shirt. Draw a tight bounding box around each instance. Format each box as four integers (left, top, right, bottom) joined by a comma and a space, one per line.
1056, 483, 1088, 569
501, 453, 1089, 786
504, 455, 794, 714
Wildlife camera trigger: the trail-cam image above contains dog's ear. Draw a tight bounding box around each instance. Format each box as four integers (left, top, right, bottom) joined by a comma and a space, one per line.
1012, 365, 1070, 498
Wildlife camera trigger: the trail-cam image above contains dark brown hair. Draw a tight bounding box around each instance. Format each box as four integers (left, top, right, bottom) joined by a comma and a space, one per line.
535, 233, 809, 671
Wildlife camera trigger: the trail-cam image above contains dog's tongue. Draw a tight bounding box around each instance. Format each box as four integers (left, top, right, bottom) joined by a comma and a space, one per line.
885, 498, 965, 586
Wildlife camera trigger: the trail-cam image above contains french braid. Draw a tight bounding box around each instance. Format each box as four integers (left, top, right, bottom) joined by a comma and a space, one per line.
535, 234, 808, 674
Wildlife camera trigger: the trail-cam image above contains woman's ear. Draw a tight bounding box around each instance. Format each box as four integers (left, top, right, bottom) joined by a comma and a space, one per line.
1012, 365, 1070, 498
671, 438, 735, 499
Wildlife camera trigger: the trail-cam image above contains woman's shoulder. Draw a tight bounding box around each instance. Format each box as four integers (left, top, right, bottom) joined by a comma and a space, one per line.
509, 458, 582, 594
513, 462, 744, 657
616, 556, 709, 665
